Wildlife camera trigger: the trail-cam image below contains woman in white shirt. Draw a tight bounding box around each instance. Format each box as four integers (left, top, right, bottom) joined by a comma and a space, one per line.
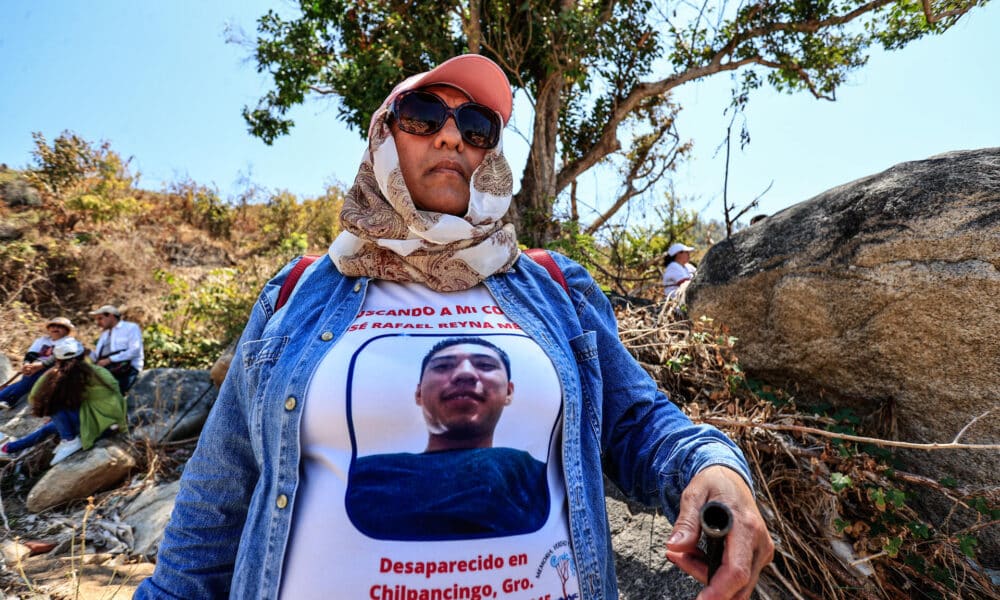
662, 242, 697, 299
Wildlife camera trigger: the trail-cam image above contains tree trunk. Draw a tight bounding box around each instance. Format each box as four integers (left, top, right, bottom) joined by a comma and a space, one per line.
510, 72, 563, 248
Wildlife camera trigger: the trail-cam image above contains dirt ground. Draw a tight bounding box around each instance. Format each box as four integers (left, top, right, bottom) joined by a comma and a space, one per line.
5, 554, 154, 599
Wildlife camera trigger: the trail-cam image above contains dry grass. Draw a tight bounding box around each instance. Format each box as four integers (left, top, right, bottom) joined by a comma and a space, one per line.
615, 299, 1000, 600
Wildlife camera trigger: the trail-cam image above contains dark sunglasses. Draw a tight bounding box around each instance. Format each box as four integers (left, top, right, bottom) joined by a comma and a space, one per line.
390, 90, 501, 149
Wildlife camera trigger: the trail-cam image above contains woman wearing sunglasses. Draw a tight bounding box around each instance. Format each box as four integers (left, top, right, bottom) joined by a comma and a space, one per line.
138, 54, 771, 599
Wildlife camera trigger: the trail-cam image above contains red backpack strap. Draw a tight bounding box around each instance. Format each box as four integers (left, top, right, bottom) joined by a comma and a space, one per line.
523, 248, 569, 294
276, 255, 320, 311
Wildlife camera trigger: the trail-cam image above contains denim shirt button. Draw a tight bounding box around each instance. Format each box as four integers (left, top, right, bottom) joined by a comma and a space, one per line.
353, 282, 361, 292
284, 397, 297, 411
276, 494, 288, 509
320, 331, 334, 341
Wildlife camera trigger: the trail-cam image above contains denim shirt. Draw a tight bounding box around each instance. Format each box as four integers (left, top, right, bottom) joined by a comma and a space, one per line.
136, 252, 751, 600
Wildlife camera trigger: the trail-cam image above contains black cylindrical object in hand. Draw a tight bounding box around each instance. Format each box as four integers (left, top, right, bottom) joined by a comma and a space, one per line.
700, 500, 733, 583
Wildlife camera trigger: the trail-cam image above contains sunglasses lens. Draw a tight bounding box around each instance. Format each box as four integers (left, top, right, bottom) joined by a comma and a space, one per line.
395, 92, 447, 135
394, 91, 500, 149
456, 104, 499, 149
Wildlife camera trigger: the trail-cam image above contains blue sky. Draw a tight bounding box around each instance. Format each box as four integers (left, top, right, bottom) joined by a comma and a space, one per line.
2, 1, 997, 226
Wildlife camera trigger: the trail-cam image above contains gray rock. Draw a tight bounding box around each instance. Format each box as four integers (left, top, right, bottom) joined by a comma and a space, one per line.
121, 480, 180, 558
128, 369, 218, 443
26, 438, 136, 512
688, 147, 1000, 565
605, 479, 701, 599
1, 402, 50, 441
0, 354, 13, 383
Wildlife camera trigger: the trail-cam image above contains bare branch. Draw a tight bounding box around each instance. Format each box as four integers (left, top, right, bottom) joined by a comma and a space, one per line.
921, 0, 978, 23
951, 407, 997, 443
308, 85, 337, 95
704, 417, 1000, 451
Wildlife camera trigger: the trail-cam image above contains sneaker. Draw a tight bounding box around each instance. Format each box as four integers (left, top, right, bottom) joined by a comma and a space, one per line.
0, 401, 10, 410
0, 440, 18, 461
50, 437, 83, 466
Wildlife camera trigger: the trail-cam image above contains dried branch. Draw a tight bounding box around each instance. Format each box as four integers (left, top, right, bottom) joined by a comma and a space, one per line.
703, 417, 1000, 451
951, 407, 996, 443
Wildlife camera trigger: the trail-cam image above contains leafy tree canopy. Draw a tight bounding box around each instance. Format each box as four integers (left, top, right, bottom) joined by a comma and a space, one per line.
242, 0, 984, 246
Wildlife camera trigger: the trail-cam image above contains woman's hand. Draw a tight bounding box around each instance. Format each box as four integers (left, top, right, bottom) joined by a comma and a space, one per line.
21, 362, 43, 376
665, 465, 774, 600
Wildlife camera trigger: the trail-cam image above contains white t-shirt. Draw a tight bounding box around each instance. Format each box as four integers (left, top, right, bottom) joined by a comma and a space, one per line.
662, 261, 696, 298
280, 281, 581, 600
26, 335, 58, 359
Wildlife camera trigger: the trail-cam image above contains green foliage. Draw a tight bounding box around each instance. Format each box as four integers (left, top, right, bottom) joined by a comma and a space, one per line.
831, 472, 853, 492
170, 181, 233, 239
65, 193, 141, 223
145, 268, 262, 368
540, 220, 599, 272
27, 131, 141, 228
249, 188, 343, 257
810, 403, 999, 595
28, 131, 101, 196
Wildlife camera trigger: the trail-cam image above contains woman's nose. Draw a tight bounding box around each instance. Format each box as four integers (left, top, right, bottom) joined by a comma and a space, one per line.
433, 115, 464, 150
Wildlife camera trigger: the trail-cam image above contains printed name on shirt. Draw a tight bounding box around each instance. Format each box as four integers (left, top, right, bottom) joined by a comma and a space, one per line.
347, 305, 521, 333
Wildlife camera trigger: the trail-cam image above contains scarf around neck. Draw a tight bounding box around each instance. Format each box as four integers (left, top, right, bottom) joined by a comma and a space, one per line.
329, 104, 519, 292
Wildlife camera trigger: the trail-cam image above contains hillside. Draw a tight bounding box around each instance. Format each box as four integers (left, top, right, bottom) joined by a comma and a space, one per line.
0, 143, 343, 369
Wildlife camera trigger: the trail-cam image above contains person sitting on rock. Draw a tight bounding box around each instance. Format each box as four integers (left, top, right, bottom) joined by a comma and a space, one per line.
0, 337, 128, 466
89, 304, 144, 394
0, 317, 75, 410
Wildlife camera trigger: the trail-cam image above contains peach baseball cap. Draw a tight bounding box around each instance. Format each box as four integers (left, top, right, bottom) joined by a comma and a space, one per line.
376, 54, 513, 126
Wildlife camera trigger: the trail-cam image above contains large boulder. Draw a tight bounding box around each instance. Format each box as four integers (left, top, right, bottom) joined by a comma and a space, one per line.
128, 368, 218, 443
26, 438, 136, 512
688, 148, 1000, 561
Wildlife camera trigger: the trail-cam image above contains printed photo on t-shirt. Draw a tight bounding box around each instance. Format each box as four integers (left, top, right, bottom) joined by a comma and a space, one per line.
344, 334, 559, 541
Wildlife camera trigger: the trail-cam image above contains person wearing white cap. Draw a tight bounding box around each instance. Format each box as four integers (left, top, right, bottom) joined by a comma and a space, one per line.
138, 54, 771, 600
662, 241, 698, 299
0, 337, 128, 466
0, 316, 76, 410
88, 304, 144, 394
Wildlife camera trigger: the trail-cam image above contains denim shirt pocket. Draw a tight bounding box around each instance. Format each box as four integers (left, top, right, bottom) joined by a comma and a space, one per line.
568, 330, 603, 443
241, 336, 290, 440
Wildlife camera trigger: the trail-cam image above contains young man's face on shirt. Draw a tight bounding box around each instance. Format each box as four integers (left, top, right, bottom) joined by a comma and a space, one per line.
415, 343, 513, 449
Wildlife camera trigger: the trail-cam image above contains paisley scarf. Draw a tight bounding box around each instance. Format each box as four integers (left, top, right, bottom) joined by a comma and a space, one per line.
329, 103, 519, 292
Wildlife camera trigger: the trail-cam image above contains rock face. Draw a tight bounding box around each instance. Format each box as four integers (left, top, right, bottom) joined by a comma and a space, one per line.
129, 368, 218, 443
688, 148, 1000, 560
26, 438, 137, 512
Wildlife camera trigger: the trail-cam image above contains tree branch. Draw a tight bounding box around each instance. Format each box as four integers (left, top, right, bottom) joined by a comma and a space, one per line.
951, 407, 996, 443
703, 417, 1000, 451
921, 0, 978, 23
555, 0, 909, 193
